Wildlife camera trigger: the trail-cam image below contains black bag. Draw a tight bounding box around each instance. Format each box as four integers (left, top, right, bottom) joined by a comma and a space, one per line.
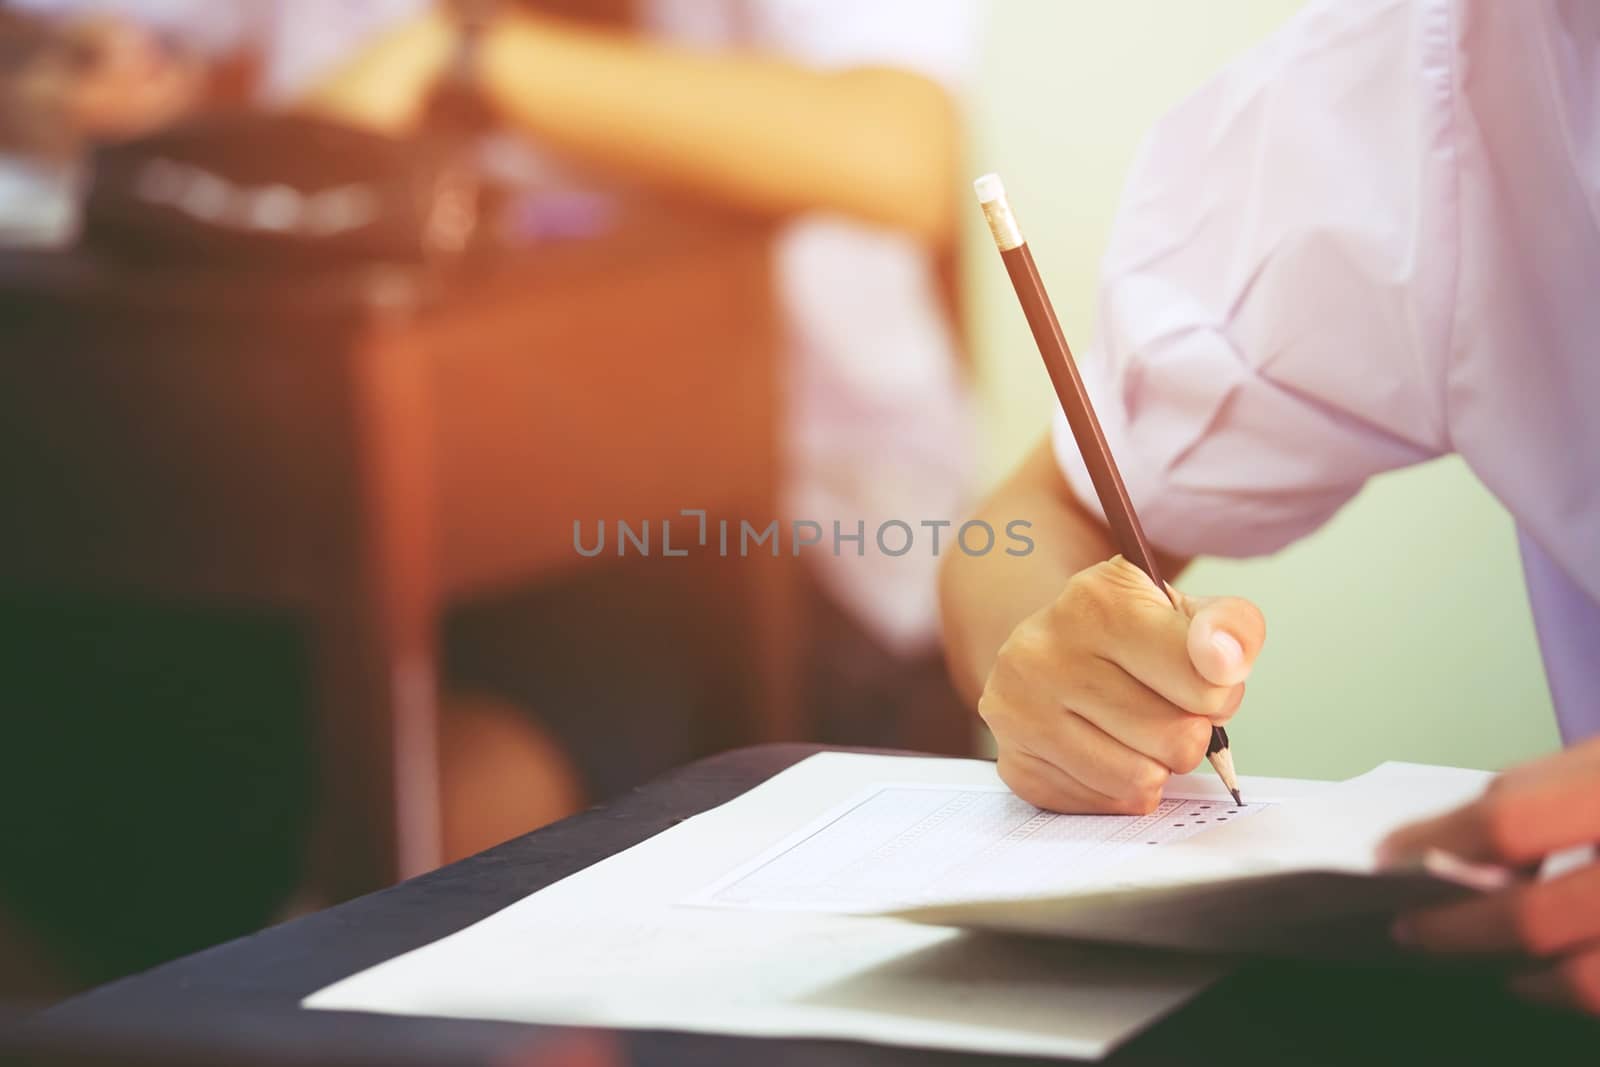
82, 112, 481, 267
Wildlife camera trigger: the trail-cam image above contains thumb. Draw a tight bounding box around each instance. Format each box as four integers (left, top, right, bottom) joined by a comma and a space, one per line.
1182, 595, 1266, 688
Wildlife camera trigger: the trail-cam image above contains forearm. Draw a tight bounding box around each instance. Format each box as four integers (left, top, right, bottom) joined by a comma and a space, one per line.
479, 15, 959, 242
939, 439, 1187, 706
940, 442, 1108, 704
300, 10, 959, 244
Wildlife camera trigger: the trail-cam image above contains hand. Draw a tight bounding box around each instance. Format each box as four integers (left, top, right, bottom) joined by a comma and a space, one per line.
1379, 738, 1600, 1015
297, 10, 458, 135
63, 18, 200, 139
980, 556, 1265, 815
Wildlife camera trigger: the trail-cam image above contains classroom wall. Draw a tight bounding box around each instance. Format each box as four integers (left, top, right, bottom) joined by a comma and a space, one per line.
960, 0, 1560, 778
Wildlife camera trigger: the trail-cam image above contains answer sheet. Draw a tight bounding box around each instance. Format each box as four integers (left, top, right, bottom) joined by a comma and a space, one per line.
887, 762, 1501, 957
307, 753, 1325, 1059
692, 783, 1277, 912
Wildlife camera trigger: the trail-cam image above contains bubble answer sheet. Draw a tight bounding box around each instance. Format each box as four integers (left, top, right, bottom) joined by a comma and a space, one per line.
689, 782, 1280, 914
305, 752, 1489, 1061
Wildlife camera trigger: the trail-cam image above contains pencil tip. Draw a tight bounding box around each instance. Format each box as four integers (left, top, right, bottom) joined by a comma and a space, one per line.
1230, 788, 1243, 806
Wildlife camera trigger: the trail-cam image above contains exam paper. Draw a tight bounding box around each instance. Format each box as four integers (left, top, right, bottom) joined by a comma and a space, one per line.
308, 753, 1316, 1060
1095, 760, 1497, 886
891, 763, 1500, 958
690, 783, 1283, 913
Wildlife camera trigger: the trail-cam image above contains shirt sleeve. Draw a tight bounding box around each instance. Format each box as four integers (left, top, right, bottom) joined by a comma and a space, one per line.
1051, 0, 1459, 559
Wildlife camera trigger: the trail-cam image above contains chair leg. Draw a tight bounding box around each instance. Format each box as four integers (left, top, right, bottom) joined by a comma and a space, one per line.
307, 320, 443, 899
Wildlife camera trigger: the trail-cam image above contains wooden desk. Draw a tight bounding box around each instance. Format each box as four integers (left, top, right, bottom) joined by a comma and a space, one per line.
5, 744, 1595, 1067
0, 204, 793, 897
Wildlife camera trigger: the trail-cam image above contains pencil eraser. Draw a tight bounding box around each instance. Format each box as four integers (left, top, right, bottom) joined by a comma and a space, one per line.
973, 173, 1006, 205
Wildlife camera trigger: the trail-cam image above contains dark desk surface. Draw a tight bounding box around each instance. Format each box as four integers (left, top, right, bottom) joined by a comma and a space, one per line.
8, 745, 1597, 1067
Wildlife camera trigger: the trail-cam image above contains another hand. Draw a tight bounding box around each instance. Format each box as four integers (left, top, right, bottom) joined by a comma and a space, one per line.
297, 10, 457, 135
1, 15, 197, 150
63, 18, 200, 140
1379, 737, 1600, 1015
980, 556, 1265, 814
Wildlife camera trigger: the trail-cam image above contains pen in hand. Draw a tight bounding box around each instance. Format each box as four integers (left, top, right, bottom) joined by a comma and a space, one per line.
974, 173, 1243, 806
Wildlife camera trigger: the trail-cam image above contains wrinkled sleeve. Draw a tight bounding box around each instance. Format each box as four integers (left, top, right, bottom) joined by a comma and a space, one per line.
1052, 0, 1459, 558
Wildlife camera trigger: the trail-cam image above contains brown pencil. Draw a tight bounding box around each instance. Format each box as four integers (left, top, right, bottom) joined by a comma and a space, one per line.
974, 173, 1242, 806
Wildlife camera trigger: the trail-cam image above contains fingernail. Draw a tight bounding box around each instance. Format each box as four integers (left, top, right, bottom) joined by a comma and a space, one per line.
1210, 631, 1244, 670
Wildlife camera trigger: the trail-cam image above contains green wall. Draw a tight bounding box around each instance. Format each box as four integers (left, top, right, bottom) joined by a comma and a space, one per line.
962, 1, 1559, 777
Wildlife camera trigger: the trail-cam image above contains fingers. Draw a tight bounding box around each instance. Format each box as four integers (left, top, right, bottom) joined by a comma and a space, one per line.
1062, 664, 1217, 774
979, 557, 1265, 815
1052, 558, 1254, 721
996, 747, 1127, 815
1381, 741, 1600, 1019
1182, 595, 1266, 688
981, 684, 1172, 814
1380, 738, 1600, 866
1378, 803, 1508, 867
1510, 945, 1600, 1016
1024, 711, 1172, 811
1395, 863, 1600, 957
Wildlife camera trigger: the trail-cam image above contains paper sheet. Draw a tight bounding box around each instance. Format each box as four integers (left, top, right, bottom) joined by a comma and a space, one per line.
690, 783, 1286, 913
887, 763, 1499, 957
1088, 760, 1497, 887
307, 753, 1324, 1060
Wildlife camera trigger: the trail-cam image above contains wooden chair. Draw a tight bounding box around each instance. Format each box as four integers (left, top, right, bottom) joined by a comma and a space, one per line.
0, 202, 792, 898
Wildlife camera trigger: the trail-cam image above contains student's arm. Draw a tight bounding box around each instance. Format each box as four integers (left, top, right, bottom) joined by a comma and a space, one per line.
941, 439, 1174, 705
1379, 737, 1600, 1016
940, 438, 1262, 816
945, 1, 1464, 817
297, 9, 959, 244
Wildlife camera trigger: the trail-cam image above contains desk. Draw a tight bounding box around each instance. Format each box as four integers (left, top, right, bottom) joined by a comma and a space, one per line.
7, 744, 1595, 1067
0, 205, 794, 899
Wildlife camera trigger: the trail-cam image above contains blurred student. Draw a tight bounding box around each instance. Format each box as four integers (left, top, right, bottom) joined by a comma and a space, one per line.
301, 0, 981, 790
0, 12, 202, 243
3, 0, 978, 984
16, 0, 980, 681
300, 0, 982, 748
0, 1, 581, 855
0, 12, 198, 150
940, 0, 1599, 1014
18, 0, 980, 739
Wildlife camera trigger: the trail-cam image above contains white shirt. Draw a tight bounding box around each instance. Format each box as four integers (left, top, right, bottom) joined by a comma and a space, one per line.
1051, 0, 1600, 743
645, 0, 980, 655
18, 0, 980, 655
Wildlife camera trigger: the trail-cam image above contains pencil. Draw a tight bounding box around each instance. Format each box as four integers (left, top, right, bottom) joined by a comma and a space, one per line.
974, 173, 1243, 806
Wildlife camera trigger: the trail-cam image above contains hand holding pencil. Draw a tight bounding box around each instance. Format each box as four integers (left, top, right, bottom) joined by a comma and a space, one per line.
972, 174, 1264, 814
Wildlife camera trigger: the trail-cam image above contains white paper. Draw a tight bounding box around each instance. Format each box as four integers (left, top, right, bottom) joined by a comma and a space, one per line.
883, 763, 1499, 957
690, 782, 1293, 913
307, 753, 1320, 1060
1085, 760, 1497, 891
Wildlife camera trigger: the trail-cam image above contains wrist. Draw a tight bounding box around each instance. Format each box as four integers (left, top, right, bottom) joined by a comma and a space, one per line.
425, 3, 504, 132
477, 11, 554, 94
411, 9, 461, 83
444, 1, 499, 85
